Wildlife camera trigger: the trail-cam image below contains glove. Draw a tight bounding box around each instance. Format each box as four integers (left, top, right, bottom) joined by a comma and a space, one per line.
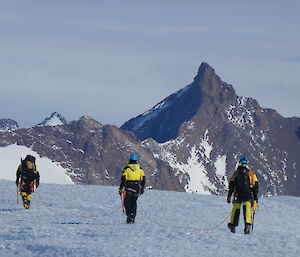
227, 195, 231, 204
35, 183, 39, 188
119, 189, 122, 196
253, 200, 258, 211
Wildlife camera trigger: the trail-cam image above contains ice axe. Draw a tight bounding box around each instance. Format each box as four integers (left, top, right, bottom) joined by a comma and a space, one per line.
120, 188, 126, 213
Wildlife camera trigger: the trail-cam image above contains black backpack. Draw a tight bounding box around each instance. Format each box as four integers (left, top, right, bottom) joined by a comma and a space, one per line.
21, 158, 37, 182
235, 166, 251, 194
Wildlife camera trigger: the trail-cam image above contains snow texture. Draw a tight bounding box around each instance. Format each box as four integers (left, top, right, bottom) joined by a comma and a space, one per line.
0, 179, 299, 257
226, 96, 256, 130
214, 155, 228, 188
151, 129, 221, 194
43, 116, 64, 126
0, 144, 73, 184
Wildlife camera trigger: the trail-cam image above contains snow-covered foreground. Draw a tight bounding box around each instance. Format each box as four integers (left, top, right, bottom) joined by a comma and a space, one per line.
0, 179, 299, 257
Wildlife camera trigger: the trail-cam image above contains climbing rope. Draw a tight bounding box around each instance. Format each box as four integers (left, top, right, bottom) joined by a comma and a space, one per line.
34, 190, 230, 229
35, 191, 120, 218
138, 199, 231, 231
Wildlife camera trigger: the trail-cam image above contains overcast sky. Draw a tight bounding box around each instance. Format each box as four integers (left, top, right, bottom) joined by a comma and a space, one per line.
1, 0, 300, 127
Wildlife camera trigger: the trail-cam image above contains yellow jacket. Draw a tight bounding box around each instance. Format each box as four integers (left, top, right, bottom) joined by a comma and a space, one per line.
119, 163, 145, 194
122, 164, 145, 181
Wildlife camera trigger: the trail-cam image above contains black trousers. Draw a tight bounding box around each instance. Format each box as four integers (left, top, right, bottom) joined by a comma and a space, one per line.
124, 190, 139, 219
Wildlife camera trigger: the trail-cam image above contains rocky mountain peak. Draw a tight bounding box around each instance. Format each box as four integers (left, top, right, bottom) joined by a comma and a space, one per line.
38, 112, 67, 126
122, 62, 237, 143
193, 62, 236, 102
196, 62, 215, 77
70, 116, 103, 131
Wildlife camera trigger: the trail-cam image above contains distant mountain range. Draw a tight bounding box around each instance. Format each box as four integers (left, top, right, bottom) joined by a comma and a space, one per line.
0, 118, 19, 131
1, 63, 299, 196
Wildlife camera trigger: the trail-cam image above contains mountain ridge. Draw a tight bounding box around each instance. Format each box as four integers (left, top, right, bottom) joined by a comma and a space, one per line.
1, 62, 299, 197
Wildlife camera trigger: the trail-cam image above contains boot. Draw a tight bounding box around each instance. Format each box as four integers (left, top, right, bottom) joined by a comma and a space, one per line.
126, 217, 134, 224
227, 223, 236, 233
244, 223, 251, 234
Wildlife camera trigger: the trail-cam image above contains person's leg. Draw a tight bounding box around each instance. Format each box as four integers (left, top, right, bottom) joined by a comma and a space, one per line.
26, 193, 32, 208
230, 203, 241, 226
243, 201, 252, 234
131, 194, 139, 222
124, 191, 134, 223
228, 203, 241, 233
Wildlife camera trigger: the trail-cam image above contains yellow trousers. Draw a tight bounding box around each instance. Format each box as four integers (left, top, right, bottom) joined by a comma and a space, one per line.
230, 201, 252, 226
20, 192, 32, 209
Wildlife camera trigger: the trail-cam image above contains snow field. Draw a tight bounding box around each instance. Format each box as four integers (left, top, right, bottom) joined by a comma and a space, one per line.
0, 179, 299, 257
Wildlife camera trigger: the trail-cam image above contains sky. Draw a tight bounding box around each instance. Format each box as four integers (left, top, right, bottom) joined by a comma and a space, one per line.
1, 0, 300, 127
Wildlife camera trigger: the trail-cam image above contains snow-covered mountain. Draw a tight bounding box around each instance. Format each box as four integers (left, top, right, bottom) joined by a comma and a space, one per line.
1, 179, 299, 257
38, 112, 67, 126
0, 116, 181, 191
0, 118, 19, 131
122, 63, 300, 197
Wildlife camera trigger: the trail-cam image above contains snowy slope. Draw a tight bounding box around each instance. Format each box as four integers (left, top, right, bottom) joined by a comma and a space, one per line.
0, 144, 73, 184
0, 179, 299, 257
143, 129, 228, 194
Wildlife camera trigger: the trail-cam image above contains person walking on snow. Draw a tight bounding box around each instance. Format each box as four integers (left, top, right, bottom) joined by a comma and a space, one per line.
16, 155, 40, 209
227, 156, 258, 234
119, 154, 145, 224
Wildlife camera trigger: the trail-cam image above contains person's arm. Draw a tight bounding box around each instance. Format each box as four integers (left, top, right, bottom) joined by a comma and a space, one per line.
35, 169, 40, 187
16, 165, 21, 186
252, 181, 258, 201
119, 168, 127, 195
227, 172, 236, 203
140, 176, 145, 194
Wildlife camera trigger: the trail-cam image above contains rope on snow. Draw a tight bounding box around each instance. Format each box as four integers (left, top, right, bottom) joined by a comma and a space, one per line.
35, 190, 230, 230
138, 199, 230, 231
36, 190, 121, 218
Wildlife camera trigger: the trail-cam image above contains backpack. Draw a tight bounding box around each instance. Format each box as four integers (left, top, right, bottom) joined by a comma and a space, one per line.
21, 159, 37, 182
235, 166, 252, 194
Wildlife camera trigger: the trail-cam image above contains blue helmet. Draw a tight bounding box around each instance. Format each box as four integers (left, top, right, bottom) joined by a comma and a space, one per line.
130, 154, 138, 161
239, 156, 249, 164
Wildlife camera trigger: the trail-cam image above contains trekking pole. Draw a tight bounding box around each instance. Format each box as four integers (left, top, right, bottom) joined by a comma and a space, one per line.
252, 211, 255, 231
16, 185, 19, 204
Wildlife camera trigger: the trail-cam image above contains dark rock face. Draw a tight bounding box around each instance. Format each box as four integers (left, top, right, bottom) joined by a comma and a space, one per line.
296, 127, 300, 140
122, 83, 202, 143
0, 119, 19, 131
122, 63, 300, 197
